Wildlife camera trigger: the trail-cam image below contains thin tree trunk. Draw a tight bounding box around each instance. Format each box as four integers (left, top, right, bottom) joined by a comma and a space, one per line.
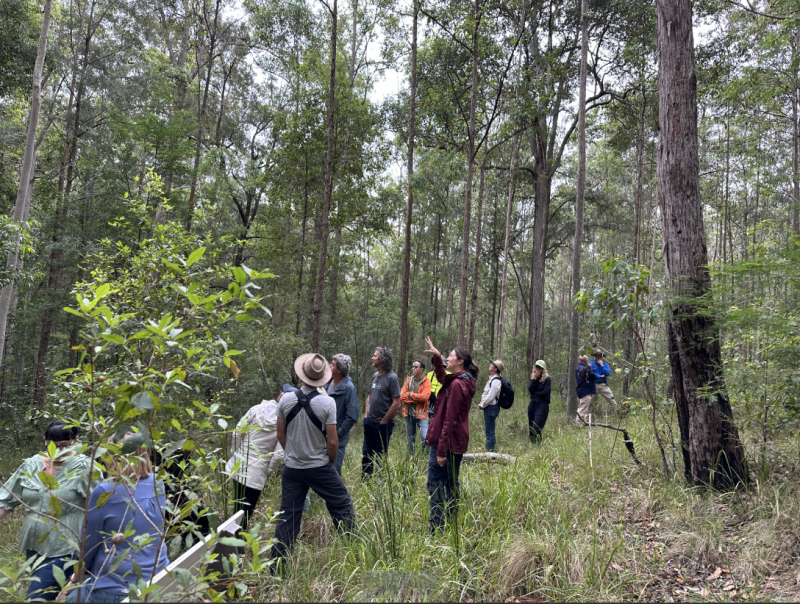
566, 0, 589, 418
623, 83, 647, 397
457, 0, 481, 348
398, 0, 418, 372
185, 0, 222, 231
0, 0, 54, 368
467, 158, 486, 351
792, 62, 799, 234
311, 0, 338, 352
497, 133, 518, 359
656, 0, 746, 488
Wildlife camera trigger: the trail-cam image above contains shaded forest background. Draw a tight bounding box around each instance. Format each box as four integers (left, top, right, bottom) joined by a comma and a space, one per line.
0, 0, 798, 457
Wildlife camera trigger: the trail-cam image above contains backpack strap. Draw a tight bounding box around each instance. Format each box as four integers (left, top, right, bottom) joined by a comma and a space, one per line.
285, 389, 326, 435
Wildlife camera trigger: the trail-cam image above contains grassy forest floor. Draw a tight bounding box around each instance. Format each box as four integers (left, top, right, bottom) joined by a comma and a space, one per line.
2, 396, 800, 602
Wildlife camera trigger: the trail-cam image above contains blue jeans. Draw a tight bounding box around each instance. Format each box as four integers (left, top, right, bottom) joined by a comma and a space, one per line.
483, 404, 501, 451
65, 583, 127, 603
405, 415, 429, 454
427, 447, 463, 533
25, 550, 72, 602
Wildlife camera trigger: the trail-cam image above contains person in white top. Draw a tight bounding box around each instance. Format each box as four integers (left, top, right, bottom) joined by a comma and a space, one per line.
226, 398, 285, 527
478, 359, 504, 452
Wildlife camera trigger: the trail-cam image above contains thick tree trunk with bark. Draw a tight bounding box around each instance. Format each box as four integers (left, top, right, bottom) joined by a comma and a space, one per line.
311, 0, 338, 352
656, 0, 746, 488
566, 0, 589, 418
398, 0, 418, 373
527, 173, 550, 365
0, 0, 54, 368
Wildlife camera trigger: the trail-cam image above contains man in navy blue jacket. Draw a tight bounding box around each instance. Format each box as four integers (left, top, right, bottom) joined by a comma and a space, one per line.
575, 355, 597, 424
326, 353, 360, 474
590, 349, 617, 411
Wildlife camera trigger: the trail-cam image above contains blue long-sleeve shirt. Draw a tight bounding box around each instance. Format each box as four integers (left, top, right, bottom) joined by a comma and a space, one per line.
576, 363, 598, 398
81, 475, 169, 595
589, 360, 611, 384
326, 375, 359, 447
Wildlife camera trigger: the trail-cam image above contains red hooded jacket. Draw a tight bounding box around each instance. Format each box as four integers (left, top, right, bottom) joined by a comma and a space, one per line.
425, 354, 476, 457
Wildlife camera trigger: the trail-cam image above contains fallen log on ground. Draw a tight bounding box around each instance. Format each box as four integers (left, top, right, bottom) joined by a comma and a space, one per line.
576, 415, 642, 465
462, 452, 516, 463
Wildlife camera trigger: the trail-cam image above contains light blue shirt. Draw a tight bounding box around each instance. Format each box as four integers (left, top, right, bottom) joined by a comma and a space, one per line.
81, 475, 169, 595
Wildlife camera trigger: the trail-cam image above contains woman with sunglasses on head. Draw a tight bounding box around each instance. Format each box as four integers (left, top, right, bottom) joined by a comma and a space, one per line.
423, 337, 478, 533
0, 419, 97, 602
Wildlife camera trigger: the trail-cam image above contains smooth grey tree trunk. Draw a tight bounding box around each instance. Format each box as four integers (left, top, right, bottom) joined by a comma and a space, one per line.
0, 0, 54, 368
496, 132, 518, 359
566, 0, 589, 418
311, 0, 338, 352
398, 0, 418, 373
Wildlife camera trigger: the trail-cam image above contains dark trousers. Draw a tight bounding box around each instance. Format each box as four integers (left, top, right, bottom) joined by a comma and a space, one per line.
427, 447, 463, 533
361, 421, 394, 478
483, 404, 501, 451
26, 550, 73, 601
232, 479, 262, 528
271, 463, 355, 568
528, 400, 550, 442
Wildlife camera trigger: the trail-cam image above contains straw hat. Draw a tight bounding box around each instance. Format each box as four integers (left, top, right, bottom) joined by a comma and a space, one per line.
293, 353, 332, 388
491, 359, 505, 373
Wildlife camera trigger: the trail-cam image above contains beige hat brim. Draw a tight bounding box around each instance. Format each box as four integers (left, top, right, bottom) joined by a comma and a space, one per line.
294, 353, 333, 388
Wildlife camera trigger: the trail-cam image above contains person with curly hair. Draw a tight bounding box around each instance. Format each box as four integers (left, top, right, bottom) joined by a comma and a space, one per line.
361, 346, 401, 479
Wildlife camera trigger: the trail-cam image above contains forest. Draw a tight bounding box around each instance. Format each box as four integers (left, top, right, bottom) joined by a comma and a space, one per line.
0, 0, 799, 600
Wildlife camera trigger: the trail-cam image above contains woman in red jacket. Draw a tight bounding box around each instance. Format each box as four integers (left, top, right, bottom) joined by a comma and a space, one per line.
423, 336, 478, 533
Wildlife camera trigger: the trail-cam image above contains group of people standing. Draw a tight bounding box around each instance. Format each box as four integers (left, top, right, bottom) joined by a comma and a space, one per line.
0, 340, 618, 599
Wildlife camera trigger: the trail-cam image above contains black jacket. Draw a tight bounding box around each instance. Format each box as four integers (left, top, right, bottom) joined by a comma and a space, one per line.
528, 376, 552, 405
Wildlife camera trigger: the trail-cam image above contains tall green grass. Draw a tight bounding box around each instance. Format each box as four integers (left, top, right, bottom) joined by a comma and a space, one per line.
250, 398, 800, 602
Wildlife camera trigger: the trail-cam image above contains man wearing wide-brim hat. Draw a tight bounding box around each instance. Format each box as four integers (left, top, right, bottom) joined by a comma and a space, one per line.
270, 353, 355, 572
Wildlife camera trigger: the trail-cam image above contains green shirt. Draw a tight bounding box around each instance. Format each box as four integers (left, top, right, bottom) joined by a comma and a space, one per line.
0, 453, 98, 556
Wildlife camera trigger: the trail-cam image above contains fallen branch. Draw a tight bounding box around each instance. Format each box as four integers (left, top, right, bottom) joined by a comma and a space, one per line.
462, 452, 516, 463
576, 415, 641, 465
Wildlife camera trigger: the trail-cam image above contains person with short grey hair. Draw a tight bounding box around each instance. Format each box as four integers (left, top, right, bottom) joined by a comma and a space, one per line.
325, 353, 359, 474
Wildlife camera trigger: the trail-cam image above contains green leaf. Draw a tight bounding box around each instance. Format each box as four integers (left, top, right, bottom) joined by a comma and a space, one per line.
186, 247, 206, 267
121, 432, 146, 453
131, 391, 154, 411
37, 471, 59, 490
101, 333, 125, 345
96, 491, 113, 509
52, 563, 66, 589
217, 537, 247, 547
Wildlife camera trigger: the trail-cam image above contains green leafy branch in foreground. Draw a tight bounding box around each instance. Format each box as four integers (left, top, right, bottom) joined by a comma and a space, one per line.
1, 173, 279, 602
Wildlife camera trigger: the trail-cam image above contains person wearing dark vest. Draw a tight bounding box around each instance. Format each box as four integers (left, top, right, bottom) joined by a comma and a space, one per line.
270, 353, 355, 573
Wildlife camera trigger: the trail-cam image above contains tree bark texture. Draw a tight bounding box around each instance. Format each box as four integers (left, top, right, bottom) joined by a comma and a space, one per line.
398, 0, 418, 373
566, 0, 589, 418
496, 132, 518, 359
311, 0, 338, 352
467, 159, 486, 351
656, 0, 746, 488
0, 0, 54, 368
527, 173, 550, 366
457, 0, 481, 349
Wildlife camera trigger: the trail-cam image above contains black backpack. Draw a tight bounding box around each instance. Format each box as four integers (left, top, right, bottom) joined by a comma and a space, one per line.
284, 389, 326, 434
494, 376, 515, 409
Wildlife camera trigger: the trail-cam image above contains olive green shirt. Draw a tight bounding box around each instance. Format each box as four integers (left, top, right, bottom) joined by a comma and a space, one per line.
0, 453, 98, 556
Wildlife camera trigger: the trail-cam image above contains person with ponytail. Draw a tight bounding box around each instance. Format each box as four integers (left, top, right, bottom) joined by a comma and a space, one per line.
422, 337, 477, 533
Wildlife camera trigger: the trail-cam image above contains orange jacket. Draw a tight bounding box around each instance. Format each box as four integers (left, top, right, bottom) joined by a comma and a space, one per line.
400, 375, 432, 420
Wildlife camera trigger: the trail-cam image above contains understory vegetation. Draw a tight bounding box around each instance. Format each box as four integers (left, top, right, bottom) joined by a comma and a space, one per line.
6, 399, 800, 602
